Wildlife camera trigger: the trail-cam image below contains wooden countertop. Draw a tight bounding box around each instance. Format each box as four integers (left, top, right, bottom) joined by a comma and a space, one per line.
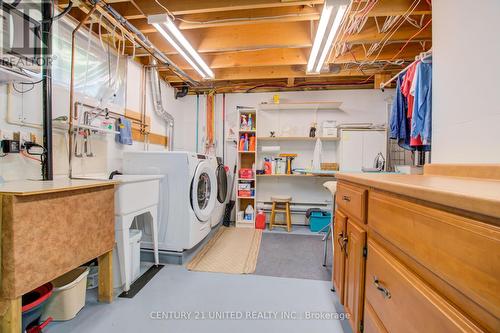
336, 173, 500, 219
0, 178, 117, 196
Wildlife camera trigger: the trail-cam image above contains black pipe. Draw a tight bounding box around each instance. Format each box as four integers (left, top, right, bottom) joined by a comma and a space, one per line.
41, 1, 53, 180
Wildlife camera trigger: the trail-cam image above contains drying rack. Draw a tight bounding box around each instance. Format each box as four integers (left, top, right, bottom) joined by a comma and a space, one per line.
380, 49, 432, 91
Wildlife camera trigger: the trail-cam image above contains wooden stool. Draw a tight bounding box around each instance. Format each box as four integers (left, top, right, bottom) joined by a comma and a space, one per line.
269, 195, 292, 232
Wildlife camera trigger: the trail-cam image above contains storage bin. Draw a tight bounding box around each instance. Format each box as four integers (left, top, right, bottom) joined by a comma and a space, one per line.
309, 211, 332, 232
22, 283, 53, 332
42, 267, 89, 321
113, 229, 142, 288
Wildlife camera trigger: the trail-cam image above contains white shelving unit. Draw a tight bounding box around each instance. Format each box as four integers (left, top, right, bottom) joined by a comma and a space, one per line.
235, 107, 257, 228
257, 136, 339, 142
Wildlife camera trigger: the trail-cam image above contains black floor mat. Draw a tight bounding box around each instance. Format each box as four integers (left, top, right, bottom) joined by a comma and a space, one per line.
118, 264, 165, 298
254, 233, 332, 281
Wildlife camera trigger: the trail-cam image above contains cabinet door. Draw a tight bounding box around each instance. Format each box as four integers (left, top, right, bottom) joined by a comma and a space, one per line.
333, 209, 347, 303
344, 219, 367, 333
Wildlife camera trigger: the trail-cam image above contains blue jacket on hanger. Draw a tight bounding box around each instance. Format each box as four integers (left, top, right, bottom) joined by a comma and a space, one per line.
411, 61, 432, 144
390, 73, 414, 150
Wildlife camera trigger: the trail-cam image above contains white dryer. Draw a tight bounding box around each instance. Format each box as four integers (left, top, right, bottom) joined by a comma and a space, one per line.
208, 156, 228, 228
123, 151, 216, 252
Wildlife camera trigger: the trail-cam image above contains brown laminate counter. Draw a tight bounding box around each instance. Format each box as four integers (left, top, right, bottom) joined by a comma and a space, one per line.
0, 178, 118, 196
335, 173, 500, 219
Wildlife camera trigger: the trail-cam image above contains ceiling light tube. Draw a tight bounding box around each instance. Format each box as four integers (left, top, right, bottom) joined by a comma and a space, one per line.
307, 0, 349, 74
149, 14, 214, 79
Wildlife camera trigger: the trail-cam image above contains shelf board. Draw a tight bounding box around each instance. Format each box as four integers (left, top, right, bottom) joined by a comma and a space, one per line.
239, 129, 256, 132
257, 136, 339, 142
257, 174, 335, 178
238, 178, 255, 181
237, 196, 255, 199
238, 151, 256, 153
259, 101, 342, 111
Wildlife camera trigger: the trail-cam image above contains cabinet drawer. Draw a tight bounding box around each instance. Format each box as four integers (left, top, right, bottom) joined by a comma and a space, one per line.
365, 240, 484, 333
336, 183, 366, 222
369, 191, 500, 319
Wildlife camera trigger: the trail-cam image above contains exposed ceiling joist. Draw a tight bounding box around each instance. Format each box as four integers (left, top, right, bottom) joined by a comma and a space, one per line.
164, 65, 394, 81
129, 6, 321, 31
145, 21, 313, 54
105, 0, 324, 18
352, 0, 431, 17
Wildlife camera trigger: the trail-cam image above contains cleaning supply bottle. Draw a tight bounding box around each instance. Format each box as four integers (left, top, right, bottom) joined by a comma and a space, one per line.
239, 135, 245, 151
255, 210, 266, 229
245, 204, 254, 221
248, 114, 253, 130
249, 134, 256, 151
264, 158, 272, 174
244, 133, 249, 151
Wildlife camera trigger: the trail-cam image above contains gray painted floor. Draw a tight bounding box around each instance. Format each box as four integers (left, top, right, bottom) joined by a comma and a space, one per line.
255, 233, 332, 281
46, 264, 348, 333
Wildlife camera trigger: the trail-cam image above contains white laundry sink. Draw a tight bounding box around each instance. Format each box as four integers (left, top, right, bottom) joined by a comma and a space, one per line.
111, 175, 163, 216
74, 174, 163, 216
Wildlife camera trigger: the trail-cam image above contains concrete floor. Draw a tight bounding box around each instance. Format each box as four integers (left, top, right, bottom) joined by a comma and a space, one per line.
46, 225, 349, 333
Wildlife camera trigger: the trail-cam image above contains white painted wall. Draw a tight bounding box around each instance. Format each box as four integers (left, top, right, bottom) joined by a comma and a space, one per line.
0, 58, 180, 181
216, 89, 390, 223
432, 0, 500, 163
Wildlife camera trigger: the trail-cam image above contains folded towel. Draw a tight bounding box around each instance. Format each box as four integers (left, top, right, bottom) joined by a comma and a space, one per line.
115, 116, 133, 145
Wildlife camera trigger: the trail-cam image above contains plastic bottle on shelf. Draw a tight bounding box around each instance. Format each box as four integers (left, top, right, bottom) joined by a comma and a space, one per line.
244, 133, 249, 151
264, 158, 272, 174
245, 204, 254, 221
239, 135, 245, 151
248, 114, 253, 130
249, 134, 256, 151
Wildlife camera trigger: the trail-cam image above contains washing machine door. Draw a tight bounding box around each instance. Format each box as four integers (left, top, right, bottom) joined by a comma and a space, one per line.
190, 160, 217, 222
216, 163, 228, 204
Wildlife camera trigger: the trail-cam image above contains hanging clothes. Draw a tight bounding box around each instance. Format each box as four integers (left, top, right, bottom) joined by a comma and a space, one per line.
400, 61, 428, 148
401, 61, 419, 118
389, 73, 414, 150
411, 61, 433, 144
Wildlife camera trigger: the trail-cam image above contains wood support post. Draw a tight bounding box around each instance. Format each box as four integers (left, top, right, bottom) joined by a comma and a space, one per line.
98, 250, 114, 303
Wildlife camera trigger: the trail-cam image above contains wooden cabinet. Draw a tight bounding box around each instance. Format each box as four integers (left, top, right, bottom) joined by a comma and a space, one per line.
336, 183, 367, 223
331, 178, 498, 333
334, 183, 367, 333
364, 240, 482, 333
344, 219, 366, 333
333, 210, 347, 303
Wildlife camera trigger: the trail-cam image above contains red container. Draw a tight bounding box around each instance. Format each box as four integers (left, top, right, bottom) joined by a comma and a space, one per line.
255, 210, 266, 229
238, 190, 252, 197
239, 168, 253, 179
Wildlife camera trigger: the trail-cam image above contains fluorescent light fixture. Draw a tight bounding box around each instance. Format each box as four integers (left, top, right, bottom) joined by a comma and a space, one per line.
307, 0, 349, 74
149, 14, 214, 79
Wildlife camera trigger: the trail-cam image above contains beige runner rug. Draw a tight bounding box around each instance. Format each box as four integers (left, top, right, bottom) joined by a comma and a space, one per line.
186, 227, 262, 274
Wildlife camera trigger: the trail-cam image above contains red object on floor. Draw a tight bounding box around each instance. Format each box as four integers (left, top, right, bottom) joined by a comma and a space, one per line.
255, 210, 266, 229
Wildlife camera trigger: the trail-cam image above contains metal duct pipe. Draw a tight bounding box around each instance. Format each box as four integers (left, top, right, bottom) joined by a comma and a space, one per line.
150, 59, 174, 151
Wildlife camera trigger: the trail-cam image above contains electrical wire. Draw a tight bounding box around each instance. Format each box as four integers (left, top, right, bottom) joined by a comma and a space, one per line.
40, 1, 73, 23
21, 150, 42, 162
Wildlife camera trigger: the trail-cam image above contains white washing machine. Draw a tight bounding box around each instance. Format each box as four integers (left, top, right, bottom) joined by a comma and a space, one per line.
209, 156, 228, 228
123, 151, 216, 252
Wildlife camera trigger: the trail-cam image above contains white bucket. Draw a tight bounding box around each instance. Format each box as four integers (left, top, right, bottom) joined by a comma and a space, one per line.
42, 266, 89, 321
113, 229, 142, 288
